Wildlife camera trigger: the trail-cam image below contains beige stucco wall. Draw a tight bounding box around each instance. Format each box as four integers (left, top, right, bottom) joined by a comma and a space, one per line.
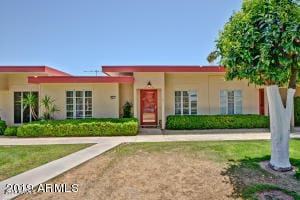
40, 83, 119, 119
0, 75, 8, 90
0, 74, 41, 125
119, 83, 133, 117
165, 73, 260, 117
0, 73, 120, 125
0, 91, 9, 123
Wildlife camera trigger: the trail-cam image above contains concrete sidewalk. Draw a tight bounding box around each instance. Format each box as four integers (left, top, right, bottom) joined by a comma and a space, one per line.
0, 132, 299, 200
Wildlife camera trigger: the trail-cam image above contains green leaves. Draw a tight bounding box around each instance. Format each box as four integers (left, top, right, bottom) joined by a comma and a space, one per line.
17, 118, 139, 137
22, 93, 38, 120
166, 115, 269, 129
209, 0, 300, 87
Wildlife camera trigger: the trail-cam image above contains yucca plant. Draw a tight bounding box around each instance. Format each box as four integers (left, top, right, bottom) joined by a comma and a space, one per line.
41, 95, 59, 120
22, 93, 38, 121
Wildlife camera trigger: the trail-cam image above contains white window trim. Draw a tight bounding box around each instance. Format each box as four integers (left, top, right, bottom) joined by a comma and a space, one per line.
174, 90, 198, 115
14, 91, 39, 124
220, 90, 243, 114
66, 90, 93, 119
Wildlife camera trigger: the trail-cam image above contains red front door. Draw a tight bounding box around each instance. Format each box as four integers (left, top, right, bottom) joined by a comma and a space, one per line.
259, 88, 265, 115
140, 90, 158, 125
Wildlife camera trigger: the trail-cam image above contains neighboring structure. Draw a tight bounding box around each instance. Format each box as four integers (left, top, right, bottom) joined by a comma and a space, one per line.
0, 65, 277, 128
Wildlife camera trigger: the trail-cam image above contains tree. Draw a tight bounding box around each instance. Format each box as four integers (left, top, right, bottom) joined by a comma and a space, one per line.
41, 95, 60, 120
208, 0, 300, 171
22, 93, 38, 121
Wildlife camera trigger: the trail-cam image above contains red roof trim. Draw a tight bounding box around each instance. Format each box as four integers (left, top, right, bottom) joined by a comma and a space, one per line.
102, 65, 226, 73
28, 76, 134, 84
0, 66, 71, 76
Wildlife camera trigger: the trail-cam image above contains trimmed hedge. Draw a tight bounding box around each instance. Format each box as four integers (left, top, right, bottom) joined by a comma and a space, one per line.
17, 118, 138, 137
294, 97, 300, 126
166, 115, 269, 130
4, 126, 18, 136
0, 120, 7, 135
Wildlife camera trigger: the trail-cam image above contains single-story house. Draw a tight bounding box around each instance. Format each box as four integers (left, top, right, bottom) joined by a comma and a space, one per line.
0, 65, 298, 129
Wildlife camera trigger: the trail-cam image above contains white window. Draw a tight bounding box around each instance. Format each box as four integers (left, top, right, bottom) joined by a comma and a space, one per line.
14, 91, 39, 123
220, 90, 242, 114
66, 91, 92, 119
174, 90, 198, 115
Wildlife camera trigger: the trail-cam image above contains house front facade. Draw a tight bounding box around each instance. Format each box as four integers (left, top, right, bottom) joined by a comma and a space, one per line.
1, 65, 293, 129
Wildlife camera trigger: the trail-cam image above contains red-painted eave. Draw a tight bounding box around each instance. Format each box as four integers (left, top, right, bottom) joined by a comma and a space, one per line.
102, 65, 226, 73
28, 76, 134, 84
0, 66, 71, 76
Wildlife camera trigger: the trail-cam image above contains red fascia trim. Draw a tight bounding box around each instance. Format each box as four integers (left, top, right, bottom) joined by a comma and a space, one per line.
44, 66, 72, 76
102, 65, 226, 73
0, 66, 71, 76
28, 76, 134, 84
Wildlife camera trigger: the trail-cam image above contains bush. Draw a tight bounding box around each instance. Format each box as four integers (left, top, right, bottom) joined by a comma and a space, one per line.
17, 118, 138, 137
4, 126, 18, 136
0, 120, 7, 135
166, 115, 269, 130
294, 97, 300, 126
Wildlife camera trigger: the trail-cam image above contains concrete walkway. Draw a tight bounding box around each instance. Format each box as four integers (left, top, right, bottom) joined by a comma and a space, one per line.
0, 132, 300, 200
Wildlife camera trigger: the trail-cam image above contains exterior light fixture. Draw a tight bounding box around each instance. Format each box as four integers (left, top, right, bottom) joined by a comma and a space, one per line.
146, 81, 153, 89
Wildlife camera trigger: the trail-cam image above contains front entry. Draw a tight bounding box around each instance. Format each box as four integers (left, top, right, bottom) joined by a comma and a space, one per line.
140, 89, 158, 126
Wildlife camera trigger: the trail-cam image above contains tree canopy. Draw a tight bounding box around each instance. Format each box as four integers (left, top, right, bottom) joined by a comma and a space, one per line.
208, 0, 300, 88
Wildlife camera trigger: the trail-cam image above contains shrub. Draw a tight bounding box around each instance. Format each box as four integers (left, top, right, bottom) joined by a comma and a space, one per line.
294, 97, 300, 126
123, 101, 133, 118
4, 126, 18, 136
0, 120, 7, 135
166, 115, 269, 130
17, 118, 138, 137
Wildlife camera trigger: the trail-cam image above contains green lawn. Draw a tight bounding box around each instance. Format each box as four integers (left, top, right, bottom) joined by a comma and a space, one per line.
111, 139, 300, 199
0, 144, 93, 181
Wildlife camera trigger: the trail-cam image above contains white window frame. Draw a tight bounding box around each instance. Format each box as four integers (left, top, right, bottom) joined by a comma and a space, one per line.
174, 90, 198, 115
220, 90, 242, 114
14, 91, 39, 124
66, 90, 93, 119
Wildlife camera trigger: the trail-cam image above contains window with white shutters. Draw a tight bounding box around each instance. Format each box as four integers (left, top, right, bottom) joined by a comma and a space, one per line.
220, 90, 242, 114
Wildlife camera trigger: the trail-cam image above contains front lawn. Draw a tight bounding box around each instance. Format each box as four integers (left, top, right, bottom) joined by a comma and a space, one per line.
19, 139, 300, 200
0, 144, 93, 181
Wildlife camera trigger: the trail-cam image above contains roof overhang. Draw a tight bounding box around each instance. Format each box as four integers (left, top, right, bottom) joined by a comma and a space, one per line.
28, 76, 134, 84
102, 65, 226, 76
0, 66, 71, 76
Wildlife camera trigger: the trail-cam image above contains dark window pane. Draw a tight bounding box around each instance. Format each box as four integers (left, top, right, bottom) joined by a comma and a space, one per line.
66, 91, 73, 97
66, 105, 73, 111
14, 92, 22, 123
85, 111, 92, 117
66, 98, 73, 104
85, 91, 92, 97
76, 91, 83, 97
66, 112, 73, 119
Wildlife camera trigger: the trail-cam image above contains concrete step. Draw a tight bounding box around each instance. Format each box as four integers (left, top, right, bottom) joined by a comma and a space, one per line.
139, 128, 162, 135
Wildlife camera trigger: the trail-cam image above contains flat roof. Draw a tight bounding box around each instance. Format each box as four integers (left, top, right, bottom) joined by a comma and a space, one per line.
28, 76, 134, 84
0, 66, 71, 76
102, 65, 226, 74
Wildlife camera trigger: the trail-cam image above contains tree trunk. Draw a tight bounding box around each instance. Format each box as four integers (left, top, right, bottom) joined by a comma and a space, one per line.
266, 85, 295, 171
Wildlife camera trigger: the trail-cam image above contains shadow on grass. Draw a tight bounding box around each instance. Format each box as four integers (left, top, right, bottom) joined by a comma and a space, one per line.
221, 155, 300, 199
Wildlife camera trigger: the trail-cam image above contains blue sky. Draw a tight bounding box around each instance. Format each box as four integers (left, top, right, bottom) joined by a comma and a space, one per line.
0, 0, 242, 75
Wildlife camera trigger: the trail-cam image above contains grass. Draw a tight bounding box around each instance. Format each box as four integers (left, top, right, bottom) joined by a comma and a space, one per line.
0, 144, 93, 181
110, 139, 300, 199
243, 185, 300, 200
